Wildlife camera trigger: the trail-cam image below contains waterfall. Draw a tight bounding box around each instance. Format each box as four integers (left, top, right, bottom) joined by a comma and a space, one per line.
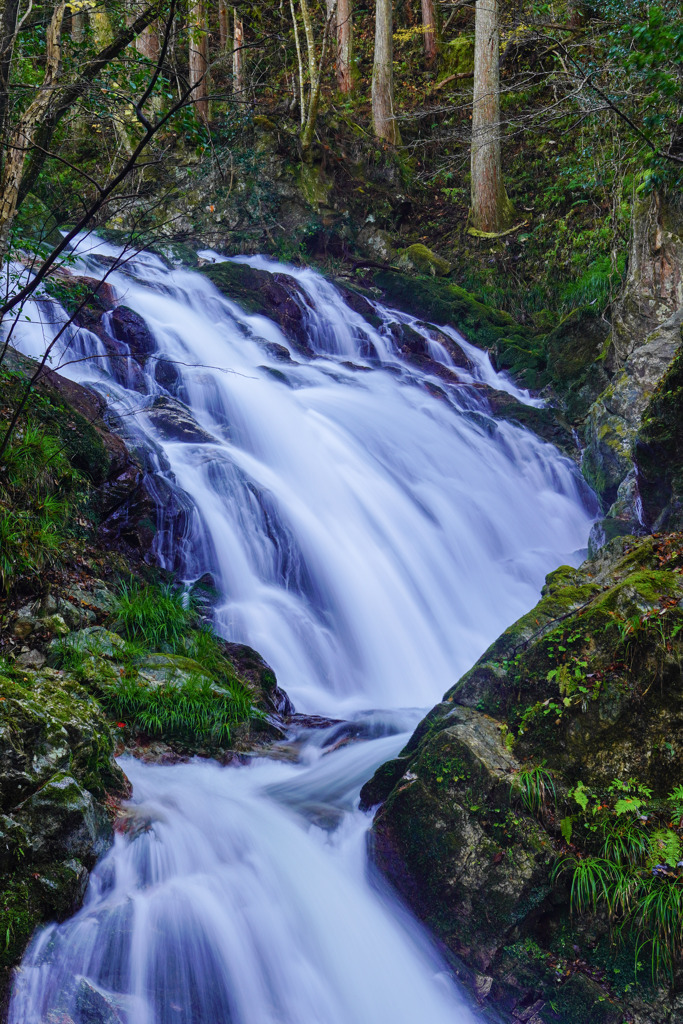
6, 237, 597, 1024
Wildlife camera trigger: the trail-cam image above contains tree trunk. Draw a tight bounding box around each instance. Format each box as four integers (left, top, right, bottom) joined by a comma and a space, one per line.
371, 0, 399, 145
233, 8, 244, 101
71, 9, 85, 42
0, 2, 66, 253
336, 0, 352, 93
470, 0, 514, 232
300, 0, 334, 153
136, 21, 159, 58
218, 0, 229, 48
421, 0, 436, 64
0, 0, 21, 144
189, 0, 209, 121
288, 0, 305, 123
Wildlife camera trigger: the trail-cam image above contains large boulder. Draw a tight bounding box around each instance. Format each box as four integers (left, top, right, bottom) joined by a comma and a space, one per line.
365, 533, 683, 1024
0, 667, 128, 998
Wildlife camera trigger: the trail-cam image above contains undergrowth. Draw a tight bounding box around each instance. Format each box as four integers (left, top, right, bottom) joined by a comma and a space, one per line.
53, 580, 258, 746
0, 421, 85, 590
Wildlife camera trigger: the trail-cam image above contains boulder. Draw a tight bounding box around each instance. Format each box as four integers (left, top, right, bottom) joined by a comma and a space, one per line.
366, 533, 683, 1023
0, 666, 128, 998
397, 244, 452, 277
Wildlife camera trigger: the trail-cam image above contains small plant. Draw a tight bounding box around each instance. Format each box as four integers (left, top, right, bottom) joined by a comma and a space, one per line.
511, 762, 556, 818
112, 580, 192, 652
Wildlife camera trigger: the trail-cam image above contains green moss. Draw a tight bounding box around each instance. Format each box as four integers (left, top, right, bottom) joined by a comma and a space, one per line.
370, 269, 547, 384
398, 244, 451, 277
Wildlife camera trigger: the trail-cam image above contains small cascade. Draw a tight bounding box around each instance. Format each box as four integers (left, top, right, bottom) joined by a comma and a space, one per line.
5, 237, 598, 1024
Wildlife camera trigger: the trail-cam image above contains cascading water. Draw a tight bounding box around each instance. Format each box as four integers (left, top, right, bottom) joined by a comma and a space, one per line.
6, 237, 598, 1024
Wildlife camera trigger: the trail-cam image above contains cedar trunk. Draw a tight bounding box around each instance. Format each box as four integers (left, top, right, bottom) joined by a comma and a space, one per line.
470, 0, 514, 232
336, 0, 352, 93
189, 0, 209, 121
372, 0, 399, 145
421, 0, 436, 64
233, 8, 244, 100
218, 0, 229, 48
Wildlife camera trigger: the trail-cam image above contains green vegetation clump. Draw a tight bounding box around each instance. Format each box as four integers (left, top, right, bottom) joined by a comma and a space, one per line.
53, 581, 260, 747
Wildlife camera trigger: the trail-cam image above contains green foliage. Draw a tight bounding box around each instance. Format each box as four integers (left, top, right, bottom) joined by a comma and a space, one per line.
98, 672, 252, 746
511, 761, 555, 817
0, 422, 83, 589
112, 580, 193, 653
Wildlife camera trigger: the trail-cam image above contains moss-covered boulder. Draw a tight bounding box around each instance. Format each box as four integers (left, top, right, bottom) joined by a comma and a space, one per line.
199, 260, 313, 353
365, 533, 683, 1023
0, 666, 128, 997
635, 346, 683, 532
370, 270, 548, 387
397, 244, 452, 277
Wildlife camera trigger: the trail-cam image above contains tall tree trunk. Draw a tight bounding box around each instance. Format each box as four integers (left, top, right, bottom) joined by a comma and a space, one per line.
371, 0, 399, 145
288, 0, 305, 123
232, 7, 244, 100
421, 0, 436, 64
0, 2, 66, 253
71, 9, 85, 42
469, 0, 514, 232
136, 21, 159, 58
0, 0, 21, 144
189, 0, 209, 121
218, 0, 229, 48
336, 0, 352, 93
300, 0, 334, 153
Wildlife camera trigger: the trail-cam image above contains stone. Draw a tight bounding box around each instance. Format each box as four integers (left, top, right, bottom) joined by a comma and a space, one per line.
14, 649, 46, 669
397, 244, 451, 277
147, 396, 219, 444
109, 305, 156, 362
357, 226, 397, 264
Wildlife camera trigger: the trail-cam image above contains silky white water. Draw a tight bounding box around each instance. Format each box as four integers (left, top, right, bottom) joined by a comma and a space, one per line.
7, 238, 597, 1024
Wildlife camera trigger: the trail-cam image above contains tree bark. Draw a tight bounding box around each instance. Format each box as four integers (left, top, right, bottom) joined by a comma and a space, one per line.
136, 21, 159, 58
0, 0, 21, 144
336, 0, 352, 93
232, 7, 244, 101
371, 0, 399, 145
288, 0, 305, 122
300, 0, 334, 153
421, 0, 436, 64
0, 2, 66, 253
189, 0, 209, 121
218, 0, 229, 48
470, 0, 514, 232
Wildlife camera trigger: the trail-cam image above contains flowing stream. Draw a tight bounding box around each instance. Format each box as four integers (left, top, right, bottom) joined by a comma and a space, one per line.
7, 238, 597, 1024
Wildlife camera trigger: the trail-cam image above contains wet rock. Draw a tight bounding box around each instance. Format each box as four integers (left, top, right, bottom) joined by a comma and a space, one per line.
147, 396, 219, 444
635, 344, 683, 532
199, 261, 313, 354
75, 977, 130, 1024
109, 305, 157, 362
0, 666, 128, 997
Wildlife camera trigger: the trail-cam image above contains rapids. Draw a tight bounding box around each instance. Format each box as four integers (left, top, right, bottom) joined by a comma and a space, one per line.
6, 237, 597, 1024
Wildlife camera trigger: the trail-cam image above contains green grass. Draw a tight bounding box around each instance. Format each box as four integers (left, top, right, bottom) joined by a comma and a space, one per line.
111, 580, 193, 653
0, 423, 82, 590
52, 581, 261, 746
511, 762, 556, 818
99, 672, 254, 746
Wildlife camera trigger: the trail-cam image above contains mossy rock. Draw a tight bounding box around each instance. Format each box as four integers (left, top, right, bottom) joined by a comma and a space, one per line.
635, 346, 683, 532
397, 244, 451, 277
370, 270, 547, 386
441, 36, 474, 77
367, 532, 683, 1022
0, 667, 127, 995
